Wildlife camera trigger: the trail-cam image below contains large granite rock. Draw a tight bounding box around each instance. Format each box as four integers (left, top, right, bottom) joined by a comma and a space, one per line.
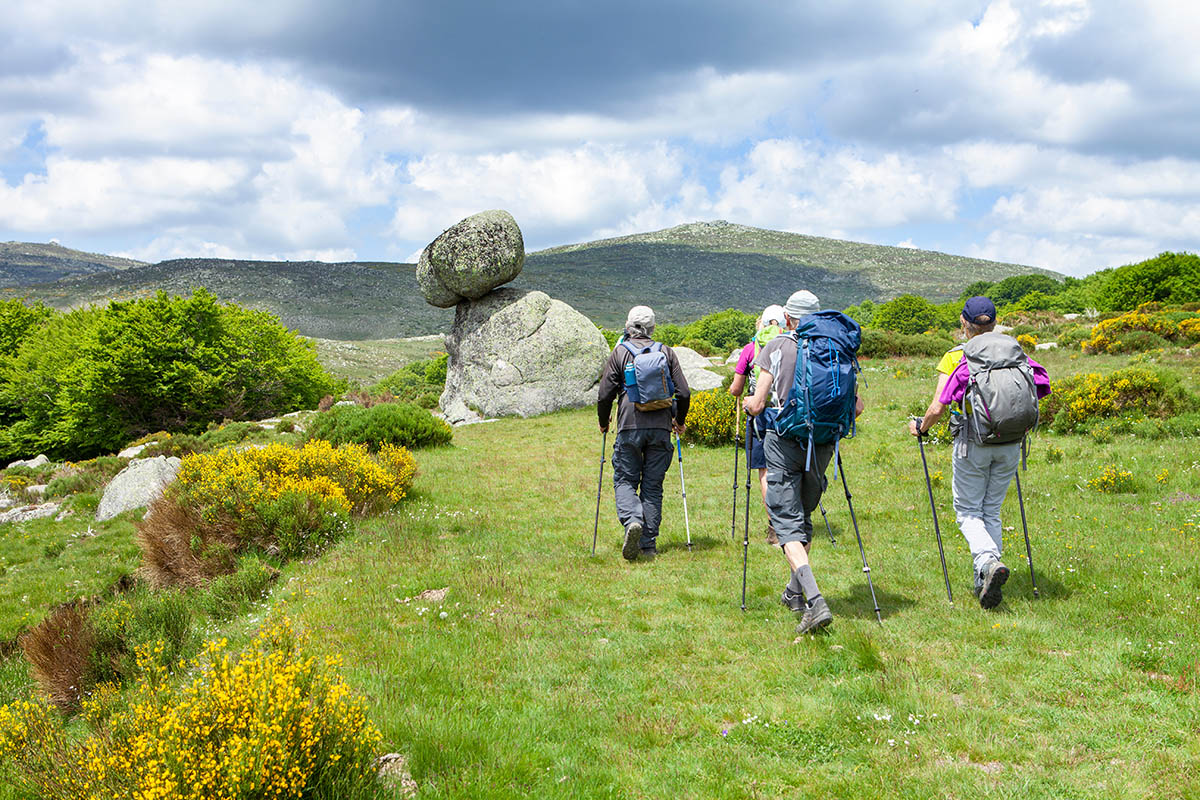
96, 456, 181, 522
440, 289, 607, 424
417, 210, 525, 307
670, 345, 724, 392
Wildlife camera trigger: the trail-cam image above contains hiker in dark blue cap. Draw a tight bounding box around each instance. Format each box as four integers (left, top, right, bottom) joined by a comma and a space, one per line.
909, 296, 1052, 609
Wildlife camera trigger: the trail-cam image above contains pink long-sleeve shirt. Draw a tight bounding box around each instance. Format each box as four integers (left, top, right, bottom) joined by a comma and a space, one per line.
938, 355, 1052, 406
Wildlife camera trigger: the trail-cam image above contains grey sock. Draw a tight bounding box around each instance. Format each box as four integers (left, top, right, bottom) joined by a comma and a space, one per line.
787, 570, 804, 597
793, 565, 821, 605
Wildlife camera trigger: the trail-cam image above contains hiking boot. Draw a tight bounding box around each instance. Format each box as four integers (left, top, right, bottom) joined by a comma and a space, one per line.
766, 524, 779, 546
978, 560, 1009, 609
795, 597, 833, 634
622, 522, 643, 561
640, 547, 658, 561
780, 587, 805, 613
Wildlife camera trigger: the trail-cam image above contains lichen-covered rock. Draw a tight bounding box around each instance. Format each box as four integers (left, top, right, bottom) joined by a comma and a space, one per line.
440, 289, 607, 423
96, 456, 181, 522
7, 454, 49, 470
418, 210, 524, 306
416, 245, 461, 308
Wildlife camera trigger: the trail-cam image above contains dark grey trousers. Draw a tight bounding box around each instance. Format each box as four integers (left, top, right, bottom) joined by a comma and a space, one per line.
763, 431, 834, 546
612, 428, 674, 550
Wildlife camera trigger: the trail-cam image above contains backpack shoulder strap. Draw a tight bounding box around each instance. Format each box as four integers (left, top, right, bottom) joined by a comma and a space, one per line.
621, 341, 641, 357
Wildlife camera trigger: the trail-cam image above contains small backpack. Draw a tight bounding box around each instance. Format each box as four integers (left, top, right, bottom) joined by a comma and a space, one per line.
960, 332, 1039, 446
747, 324, 784, 395
772, 311, 861, 470
621, 341, 676, 412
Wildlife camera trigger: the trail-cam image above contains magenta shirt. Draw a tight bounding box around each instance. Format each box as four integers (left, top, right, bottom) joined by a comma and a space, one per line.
939, 356, 1052, 405
735, 341, 756, 375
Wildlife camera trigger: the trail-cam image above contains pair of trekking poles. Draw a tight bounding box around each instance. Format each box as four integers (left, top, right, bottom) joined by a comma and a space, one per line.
732, 407, 881, 623
913, 419, 1039, 603
590, 430, 692, 557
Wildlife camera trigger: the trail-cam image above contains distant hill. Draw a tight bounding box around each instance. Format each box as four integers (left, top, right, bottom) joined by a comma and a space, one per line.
516, 221, 1059, 327
0, 241, 145, 285
4, 221, 1060, 338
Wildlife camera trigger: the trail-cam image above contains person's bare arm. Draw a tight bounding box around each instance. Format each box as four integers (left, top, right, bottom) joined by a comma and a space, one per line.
728, 372, 747, 397
743, 369, 772, 417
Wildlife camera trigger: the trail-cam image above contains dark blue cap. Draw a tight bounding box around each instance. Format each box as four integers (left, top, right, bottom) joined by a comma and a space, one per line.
962, 296, 997, 325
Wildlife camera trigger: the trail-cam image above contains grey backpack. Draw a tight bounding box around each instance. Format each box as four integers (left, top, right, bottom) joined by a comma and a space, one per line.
961, 332, 1039, 446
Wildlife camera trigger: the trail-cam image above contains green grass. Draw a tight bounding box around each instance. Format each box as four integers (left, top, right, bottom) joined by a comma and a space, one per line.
2, 348, 1199, 798
310, 336, 446, 385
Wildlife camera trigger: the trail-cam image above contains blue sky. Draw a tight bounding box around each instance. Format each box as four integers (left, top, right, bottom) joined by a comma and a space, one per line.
1, 0, 1197, 276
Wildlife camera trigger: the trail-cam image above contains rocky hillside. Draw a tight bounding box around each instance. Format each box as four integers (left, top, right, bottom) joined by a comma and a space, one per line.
5, 221, 1060, 337
0, 241, 145, 285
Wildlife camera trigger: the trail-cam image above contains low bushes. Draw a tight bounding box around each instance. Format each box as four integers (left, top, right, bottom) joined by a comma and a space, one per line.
307, 401, 452, 450
139, 440, 416, 587
685, 388, 737, 446
1040, 367, 1197, 433
1, 619, 383, 800
1081, 309, 1200, 353
859, 329, 955, 358
370, 353, 448, 409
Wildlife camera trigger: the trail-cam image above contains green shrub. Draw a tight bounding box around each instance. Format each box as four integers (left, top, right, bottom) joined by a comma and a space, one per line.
85, 589, 198, 689
198, 556, 278, 620
1041, 367, 1197, 433
859, 329, 955, 358
679, 337, 715, 356
306, 402, 452, 450
201, 421, 263, 448
655, 323, 686, 347
275, 418, 296, 434
140, 434, 206, 459
686, 309, 756, 353
1088, 464, 1136, 493
370, 353, 448, 405
870, 295, 939, 334
242, 492, 351, 560
0, 290, 339, 461
0, 299, 52, 357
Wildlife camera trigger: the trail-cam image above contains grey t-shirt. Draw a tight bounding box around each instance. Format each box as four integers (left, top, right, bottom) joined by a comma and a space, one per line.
753, 332, 798, 407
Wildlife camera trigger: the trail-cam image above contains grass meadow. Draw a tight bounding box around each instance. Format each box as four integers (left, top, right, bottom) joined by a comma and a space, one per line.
2, 347, 1199, 798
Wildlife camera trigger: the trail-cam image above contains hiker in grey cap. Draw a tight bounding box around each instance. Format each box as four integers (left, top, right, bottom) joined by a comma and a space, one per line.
598, 306, 691, 560
745, 290, 863, 634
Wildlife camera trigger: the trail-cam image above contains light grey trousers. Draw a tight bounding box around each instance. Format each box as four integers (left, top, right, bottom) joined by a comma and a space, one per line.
951, 438, 1022, 574
763, 431, 834, 546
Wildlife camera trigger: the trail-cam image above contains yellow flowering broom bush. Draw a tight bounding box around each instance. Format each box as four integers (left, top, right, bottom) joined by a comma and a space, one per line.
140, 441, 416, 587
1039, 367, 1196, 433
684, 388, 737, 447
0, 618, 384, 800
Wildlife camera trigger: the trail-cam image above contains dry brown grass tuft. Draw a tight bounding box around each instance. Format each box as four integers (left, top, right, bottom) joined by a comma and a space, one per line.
136, 496, 241, 588
19, 601, 95, 710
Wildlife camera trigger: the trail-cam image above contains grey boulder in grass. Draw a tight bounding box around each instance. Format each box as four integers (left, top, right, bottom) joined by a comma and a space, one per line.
440, 288, 608, 424
96, 456, 181, 522
417, 209, 525, 307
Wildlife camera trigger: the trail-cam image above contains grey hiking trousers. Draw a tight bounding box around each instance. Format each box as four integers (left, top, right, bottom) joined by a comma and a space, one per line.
763, 431, 834, 546
951, 438, 1021, 575
612, 428, 674, 551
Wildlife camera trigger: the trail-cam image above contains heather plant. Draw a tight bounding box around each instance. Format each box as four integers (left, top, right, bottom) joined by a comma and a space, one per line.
306, 402, 452, 451
684, 388, 737, 447
0, 619, 383, 800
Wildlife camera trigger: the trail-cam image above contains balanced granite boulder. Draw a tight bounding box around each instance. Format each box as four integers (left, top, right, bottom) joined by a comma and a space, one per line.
440, 289, 607, 424
417, 210, 525, 307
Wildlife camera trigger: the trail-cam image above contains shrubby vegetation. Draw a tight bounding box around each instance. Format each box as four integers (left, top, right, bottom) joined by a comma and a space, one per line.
685, 388, 738, 447
370, 353, 447, 408
602, 308, 757, 356
2, 619, 383, 800
307, 402, 453, 451
0, 290, 340, 461
1081, 309, 1200, 354
1040, 367, 1196, 433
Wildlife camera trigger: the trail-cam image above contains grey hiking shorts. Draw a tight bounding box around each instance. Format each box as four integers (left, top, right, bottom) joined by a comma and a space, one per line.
762, 431, 834, 546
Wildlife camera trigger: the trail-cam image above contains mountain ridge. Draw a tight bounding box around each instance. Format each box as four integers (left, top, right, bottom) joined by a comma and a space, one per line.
4, 221, 1060, 338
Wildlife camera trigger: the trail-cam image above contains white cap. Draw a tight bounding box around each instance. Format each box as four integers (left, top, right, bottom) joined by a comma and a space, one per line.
625, 305, 655, 337
760, 304, 786, 329
784, 290, 820, 318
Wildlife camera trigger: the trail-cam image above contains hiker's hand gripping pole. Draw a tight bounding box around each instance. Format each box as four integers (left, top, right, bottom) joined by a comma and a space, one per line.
913, 418, 953, 604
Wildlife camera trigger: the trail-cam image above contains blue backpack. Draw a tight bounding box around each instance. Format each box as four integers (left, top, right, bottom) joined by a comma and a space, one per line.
621, 341, 676, 412
772, 311, 862, 469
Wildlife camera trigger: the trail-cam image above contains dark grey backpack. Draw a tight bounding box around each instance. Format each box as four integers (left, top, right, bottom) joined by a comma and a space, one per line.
961, 332, 1039, 446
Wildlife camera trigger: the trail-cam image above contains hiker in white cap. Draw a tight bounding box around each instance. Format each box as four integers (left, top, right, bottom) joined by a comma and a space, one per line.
728, 304, 786, 543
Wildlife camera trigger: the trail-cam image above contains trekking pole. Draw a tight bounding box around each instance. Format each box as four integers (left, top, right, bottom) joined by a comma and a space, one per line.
731, 405, 741, 541
591, 430, 607, 556
837, 451, 882, 624
740, 421, 754, 611
675, 434, 692, 552
1014, 470, 1039, 599
913, 420, 953, 605
818, 500, 836, 545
